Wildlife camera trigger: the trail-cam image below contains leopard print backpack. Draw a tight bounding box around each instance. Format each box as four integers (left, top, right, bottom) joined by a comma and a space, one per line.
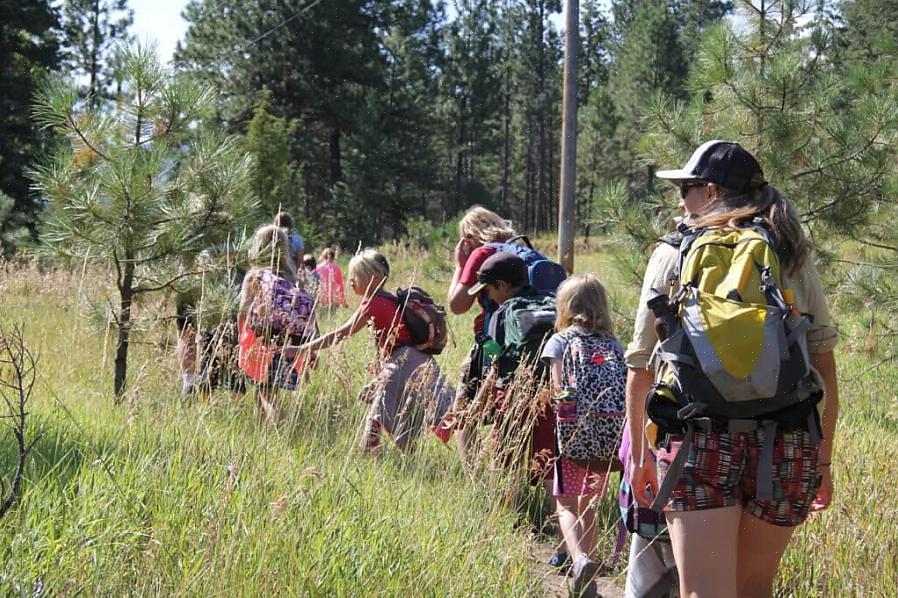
555, 328, 627, 462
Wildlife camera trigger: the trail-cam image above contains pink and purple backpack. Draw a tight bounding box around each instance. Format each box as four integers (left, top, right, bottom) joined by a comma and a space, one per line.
248, 270, 316, 340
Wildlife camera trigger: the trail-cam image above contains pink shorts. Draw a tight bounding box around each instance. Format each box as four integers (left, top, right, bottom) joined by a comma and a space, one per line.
553, 457, 610, 497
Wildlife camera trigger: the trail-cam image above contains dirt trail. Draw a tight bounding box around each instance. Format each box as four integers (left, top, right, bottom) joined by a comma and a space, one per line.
531, 542, 624, 598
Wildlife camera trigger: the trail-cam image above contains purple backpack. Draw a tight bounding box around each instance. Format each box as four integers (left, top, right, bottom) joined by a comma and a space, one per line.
249, 270, 316, 340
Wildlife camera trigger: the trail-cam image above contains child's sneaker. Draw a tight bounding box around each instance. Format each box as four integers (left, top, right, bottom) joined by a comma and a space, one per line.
430, 416, 454, 445
570, 555, 599, 598
360, 416, 383, 452
548, 550, 572, 575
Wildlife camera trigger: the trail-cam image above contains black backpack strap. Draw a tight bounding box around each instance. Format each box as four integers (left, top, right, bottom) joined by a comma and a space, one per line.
374, 288, 397, 303
505, 234, 534, 249
671, 226, 705, 289
658, 231, 684, 248
746, 217, 779, 254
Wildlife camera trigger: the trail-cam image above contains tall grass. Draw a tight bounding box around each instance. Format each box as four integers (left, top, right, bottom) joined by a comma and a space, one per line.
0, 240, 894, 596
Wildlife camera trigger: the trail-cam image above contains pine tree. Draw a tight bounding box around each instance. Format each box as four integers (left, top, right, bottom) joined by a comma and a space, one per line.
607, 1, 688, 197
838, 0, 898, 65
31, 43, 258, 397
440, 0, 504, 216
246, 88, 300, 221
506, 0, 563, 232
61, 0, 133, 108
0, 0, 61, 254
601, 0, 898, 315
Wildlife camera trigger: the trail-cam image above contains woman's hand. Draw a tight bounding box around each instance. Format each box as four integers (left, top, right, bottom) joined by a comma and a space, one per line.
810, 465, 834, 511
454, 238, 470, 269
631, 456, 660, 508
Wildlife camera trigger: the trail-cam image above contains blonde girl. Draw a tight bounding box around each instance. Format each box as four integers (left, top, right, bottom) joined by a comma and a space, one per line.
238, 224, 314, 422
540, 275, 626, 597
446, 207, 517, 456
297, 249, 451, 451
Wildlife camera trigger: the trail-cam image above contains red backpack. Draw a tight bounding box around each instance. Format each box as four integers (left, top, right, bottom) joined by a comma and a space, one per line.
379, 287, 448, 355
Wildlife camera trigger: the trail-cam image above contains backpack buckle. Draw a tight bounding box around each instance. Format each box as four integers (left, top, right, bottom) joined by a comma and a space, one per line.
759, 267, 776, 294
676, 401, 706, 420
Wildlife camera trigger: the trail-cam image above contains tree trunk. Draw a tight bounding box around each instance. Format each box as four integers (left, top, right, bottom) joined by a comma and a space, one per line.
501, 87, 511, 211
455, 95, 467, 214
90, 0, 101, 108
113, 265, 135, 398
329, 126, 342, 184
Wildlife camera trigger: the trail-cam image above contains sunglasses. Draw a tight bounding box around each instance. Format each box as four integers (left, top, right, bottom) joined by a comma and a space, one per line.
679, 180, 708, 198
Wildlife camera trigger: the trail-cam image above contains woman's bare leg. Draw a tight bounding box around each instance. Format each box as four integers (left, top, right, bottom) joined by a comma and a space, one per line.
667, 505, 742, 598
736, 512, 796, 598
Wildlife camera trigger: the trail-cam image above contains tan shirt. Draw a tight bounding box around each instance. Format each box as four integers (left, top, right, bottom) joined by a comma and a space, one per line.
625, 241, 838, 371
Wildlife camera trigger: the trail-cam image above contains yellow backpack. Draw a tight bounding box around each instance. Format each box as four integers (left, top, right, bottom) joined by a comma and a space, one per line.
645, 221, 822, 511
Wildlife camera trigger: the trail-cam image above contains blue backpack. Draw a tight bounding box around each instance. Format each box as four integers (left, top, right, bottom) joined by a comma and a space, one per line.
487, 235, 567, 294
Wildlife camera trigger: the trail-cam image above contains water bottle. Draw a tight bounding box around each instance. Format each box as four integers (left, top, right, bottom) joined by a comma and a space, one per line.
476, 332, 503, 361
554, 387, 578, 421
647, 289, 678, 341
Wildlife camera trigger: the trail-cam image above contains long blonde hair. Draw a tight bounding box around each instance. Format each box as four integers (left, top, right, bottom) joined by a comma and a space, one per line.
691, 185, 811, 274
459, 206, 516, 245
249, 224, 296, 281
554, 274, 614, 336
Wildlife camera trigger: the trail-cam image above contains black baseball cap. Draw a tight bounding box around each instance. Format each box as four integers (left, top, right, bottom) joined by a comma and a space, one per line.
656, 140, 767, 193
467, 252, 528, 295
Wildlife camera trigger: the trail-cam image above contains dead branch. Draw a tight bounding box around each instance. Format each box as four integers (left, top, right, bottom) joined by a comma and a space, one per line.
0, 324, 39, 519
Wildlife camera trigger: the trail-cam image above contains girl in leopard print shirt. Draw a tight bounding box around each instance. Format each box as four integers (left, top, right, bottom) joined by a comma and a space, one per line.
540, 275, 626, 597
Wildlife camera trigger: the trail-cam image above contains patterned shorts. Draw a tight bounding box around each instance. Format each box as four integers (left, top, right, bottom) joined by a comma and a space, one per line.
553, 457, 610, 497
657, 427, 821, 527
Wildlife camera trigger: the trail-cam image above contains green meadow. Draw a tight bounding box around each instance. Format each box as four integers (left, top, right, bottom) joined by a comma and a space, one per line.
0, 237, 894, 596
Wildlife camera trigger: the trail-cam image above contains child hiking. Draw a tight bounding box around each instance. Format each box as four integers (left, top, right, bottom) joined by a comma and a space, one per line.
540, 275, 626, 598
446, 206, 519, 459
461, 252, 558, 519
625, 141, 839, 598
238, 224, 317, 423
296, 249, 452, 452
315, 247, 348, 310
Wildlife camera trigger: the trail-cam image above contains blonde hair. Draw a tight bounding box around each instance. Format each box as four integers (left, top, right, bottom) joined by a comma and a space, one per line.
690, 185, 811, 275
459, 206, 516, 245
554, 274, 614, 336
249, 224, 296, 280
348, 249, 390, 292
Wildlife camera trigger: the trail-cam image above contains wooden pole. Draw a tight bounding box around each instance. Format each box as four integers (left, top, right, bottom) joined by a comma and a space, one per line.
557, 0, 579, 274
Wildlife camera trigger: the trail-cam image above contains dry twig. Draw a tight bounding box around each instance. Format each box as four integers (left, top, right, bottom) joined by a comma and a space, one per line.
0, 324, 40, 519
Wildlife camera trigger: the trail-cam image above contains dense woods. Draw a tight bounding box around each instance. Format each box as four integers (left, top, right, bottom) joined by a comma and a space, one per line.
2, 0, 897, 251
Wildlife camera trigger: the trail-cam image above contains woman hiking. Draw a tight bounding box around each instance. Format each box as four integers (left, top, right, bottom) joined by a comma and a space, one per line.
625, 141, 839, 598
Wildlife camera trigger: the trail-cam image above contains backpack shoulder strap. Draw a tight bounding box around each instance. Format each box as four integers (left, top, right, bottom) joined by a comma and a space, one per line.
745, 217, 779, 253
673, 226, 707, 287
505, 234, 534, 249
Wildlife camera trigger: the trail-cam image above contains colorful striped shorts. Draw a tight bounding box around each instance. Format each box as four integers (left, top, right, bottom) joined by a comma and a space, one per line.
657, 427, 821, 527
